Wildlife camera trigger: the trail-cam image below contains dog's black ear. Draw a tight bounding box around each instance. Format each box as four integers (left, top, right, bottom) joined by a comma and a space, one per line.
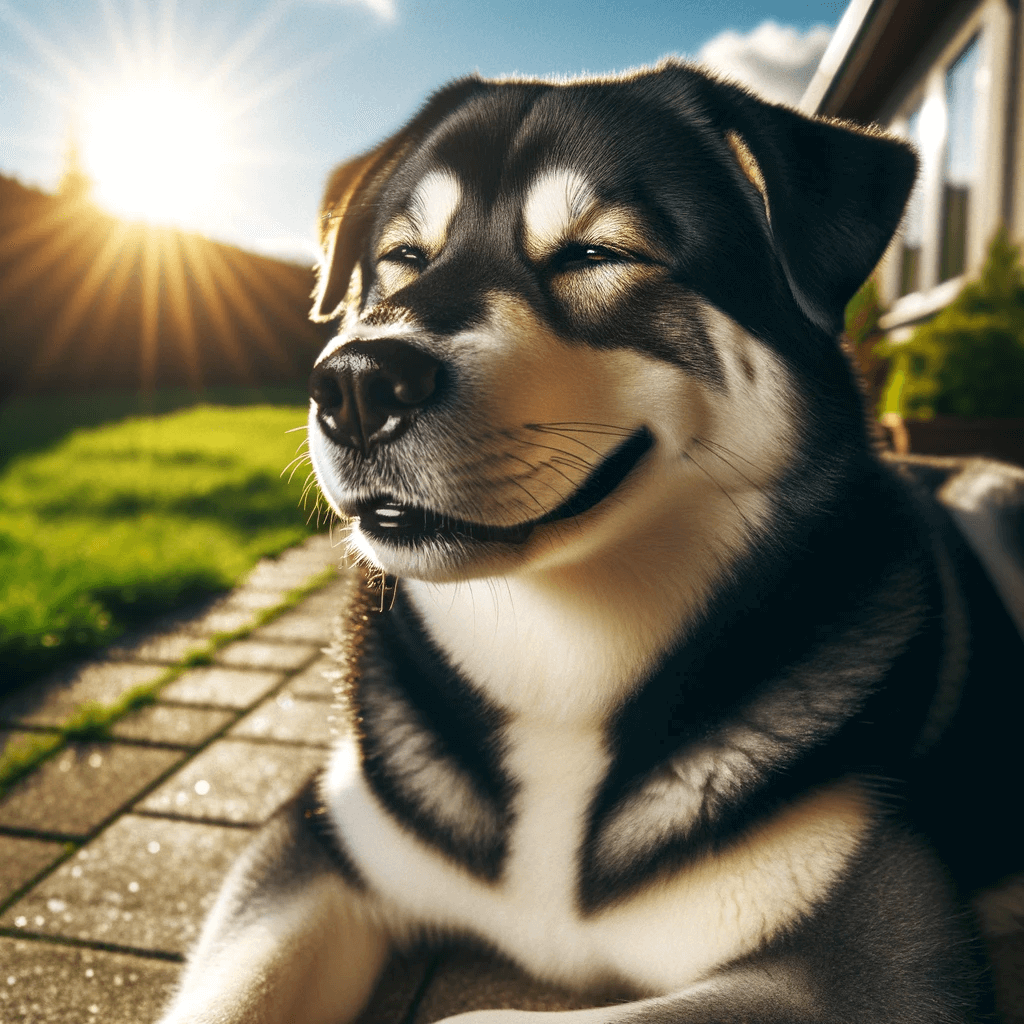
311, 148, 386, 322
312, 76, 488, 322
681, 68, 918, 335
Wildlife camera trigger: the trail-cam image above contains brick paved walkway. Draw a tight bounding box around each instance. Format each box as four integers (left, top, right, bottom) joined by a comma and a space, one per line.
0, 535, 585, 1024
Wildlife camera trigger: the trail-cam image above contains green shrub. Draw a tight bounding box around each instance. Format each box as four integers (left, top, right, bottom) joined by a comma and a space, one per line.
878, 228, 1024, 417
846, 276, 883, 348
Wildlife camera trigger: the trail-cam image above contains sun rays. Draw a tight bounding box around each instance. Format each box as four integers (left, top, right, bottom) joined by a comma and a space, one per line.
0, 0, 326, 236
0, 192, 324, 392
0, 2, 334, 394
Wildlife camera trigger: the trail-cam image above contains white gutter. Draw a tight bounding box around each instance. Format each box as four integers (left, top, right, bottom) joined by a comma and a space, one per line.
799, 0, 882, 113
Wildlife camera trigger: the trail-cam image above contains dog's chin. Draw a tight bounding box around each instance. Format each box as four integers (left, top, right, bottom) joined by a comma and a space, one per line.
337, 427, 655, 582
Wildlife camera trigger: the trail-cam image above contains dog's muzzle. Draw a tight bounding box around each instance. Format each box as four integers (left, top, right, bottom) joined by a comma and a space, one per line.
350, 427, 655, 548
310, 339, 441, 455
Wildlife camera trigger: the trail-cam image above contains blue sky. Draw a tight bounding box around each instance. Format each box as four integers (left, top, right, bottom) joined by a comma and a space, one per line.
0, 0, 847, 260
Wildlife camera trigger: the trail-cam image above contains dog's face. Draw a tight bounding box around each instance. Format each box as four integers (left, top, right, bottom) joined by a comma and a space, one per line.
308, 65, 916, 582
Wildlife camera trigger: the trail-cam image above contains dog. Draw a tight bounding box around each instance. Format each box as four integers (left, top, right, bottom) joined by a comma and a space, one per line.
158, 61, 1024, 1024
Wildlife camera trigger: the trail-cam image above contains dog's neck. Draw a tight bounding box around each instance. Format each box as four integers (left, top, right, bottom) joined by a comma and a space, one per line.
404, 481, 769, 726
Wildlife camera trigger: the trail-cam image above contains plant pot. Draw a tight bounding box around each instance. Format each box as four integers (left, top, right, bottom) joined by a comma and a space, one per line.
888, 415, 1024, 467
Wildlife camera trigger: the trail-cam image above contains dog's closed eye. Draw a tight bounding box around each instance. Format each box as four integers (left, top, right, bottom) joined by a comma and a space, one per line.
380, 244, 429, 270
549, 243, 636, 273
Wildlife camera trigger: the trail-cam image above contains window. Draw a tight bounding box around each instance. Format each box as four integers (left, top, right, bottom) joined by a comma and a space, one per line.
880, 0, 1011, 330
939, 36, 981, 282
899, 105, 924, 297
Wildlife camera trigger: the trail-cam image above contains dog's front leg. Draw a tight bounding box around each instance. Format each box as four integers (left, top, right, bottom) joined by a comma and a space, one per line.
158, 784, 389, 1024
426, 963, 869, 1024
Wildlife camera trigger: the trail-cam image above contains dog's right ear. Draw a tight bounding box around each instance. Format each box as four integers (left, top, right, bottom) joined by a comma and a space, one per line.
311, 77, 488, 322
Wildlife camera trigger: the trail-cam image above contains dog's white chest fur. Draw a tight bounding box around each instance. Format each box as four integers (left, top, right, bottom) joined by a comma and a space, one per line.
326, 716, 632, 988
322, 576, 871, 995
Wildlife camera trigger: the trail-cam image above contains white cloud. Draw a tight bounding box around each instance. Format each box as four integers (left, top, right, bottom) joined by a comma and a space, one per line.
696, 21, 832, 106
308, 0, 396, 22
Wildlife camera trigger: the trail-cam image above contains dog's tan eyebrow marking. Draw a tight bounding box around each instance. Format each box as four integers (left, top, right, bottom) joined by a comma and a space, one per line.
577, 208, 664, 259
522, 168, 596, 261
726, 130, 771, 223
523, 169, 662, 263
378, 170, 462, 259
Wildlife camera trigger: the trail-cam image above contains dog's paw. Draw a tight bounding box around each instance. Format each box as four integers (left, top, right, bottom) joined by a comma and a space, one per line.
435, 1011, 606, 1024
437, 1013, 541, 1024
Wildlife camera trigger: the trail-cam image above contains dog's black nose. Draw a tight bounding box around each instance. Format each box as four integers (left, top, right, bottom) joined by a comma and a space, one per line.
309, 339, 441, 453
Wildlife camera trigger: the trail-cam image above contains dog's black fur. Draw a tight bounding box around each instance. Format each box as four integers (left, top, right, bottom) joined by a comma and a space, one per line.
159, 62, 1024, 1024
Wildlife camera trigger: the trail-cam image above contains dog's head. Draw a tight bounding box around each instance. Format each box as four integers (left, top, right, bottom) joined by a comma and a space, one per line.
307, 63, 916, 582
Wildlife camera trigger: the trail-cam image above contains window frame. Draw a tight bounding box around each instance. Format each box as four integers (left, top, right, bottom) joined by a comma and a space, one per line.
877, 0, 1012, 334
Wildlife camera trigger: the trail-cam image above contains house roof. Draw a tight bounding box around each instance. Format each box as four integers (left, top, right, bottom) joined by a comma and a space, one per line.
800, 0, 965, 120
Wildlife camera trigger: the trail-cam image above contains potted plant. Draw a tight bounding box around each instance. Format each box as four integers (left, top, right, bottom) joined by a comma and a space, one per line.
875, 227, 1024, 466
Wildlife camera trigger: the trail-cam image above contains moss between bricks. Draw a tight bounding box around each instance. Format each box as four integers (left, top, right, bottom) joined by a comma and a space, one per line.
0, 565, 338, 799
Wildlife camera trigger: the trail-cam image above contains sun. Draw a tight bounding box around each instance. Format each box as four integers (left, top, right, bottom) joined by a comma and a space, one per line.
2, 0, 329, 246
81, 77, 230, 227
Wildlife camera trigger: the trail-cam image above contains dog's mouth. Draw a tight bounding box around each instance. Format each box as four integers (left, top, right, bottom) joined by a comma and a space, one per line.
351, 427, 654, 548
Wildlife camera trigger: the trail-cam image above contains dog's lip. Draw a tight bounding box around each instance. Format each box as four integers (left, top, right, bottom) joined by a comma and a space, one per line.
349, 427, 654, 548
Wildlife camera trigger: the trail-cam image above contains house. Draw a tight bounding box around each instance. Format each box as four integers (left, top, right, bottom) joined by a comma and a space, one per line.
799, 0, 1020, 340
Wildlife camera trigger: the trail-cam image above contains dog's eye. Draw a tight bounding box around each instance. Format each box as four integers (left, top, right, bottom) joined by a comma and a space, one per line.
550, 243, 628, 271
380, 245, 428, 271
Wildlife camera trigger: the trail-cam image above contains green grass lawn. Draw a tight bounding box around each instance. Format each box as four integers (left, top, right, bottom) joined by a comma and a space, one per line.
0, 397, 326, 690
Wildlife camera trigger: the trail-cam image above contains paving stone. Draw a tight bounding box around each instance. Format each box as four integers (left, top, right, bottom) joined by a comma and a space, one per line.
106, 630, 211, 664
273, 535, 338, 568
285, 655, 341, 700
185, 607, 260, 635
291, 586, 350, 618
214, 639, 318, 672
274, 547, 335, 568
250, 609, 336, 644
229, 692, 334, 746
0, 743, 184, 838
213, 586, 290, 612
243, 562, 330, 590
0, 728, 61, 764
0, 664, 166, 729
136, 739, 323, 825
1, 815, 251, 956
0, 938, 181, 1023
173, 591, 283, 636
414, 948, 601, 1022
297, 533, 338, 556
158, 667, 283, 708
0, 836, 67, 904
108, 704, 234, 747
356, 951, 435, 1024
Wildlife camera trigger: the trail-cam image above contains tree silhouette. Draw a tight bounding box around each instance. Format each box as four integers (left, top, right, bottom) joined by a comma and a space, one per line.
57, 128, 94, 205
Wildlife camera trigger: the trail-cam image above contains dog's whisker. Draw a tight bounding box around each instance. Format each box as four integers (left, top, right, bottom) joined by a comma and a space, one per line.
526, 421, 634, 436
689, 438, 760, 490
506, 452, 587, 497
692, 435, 763, 473
283, 454, 312, 483
519, 429, 608, 460
300, 476, 321, 509
681, 449, 757, 534
508, 437, 596, 471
